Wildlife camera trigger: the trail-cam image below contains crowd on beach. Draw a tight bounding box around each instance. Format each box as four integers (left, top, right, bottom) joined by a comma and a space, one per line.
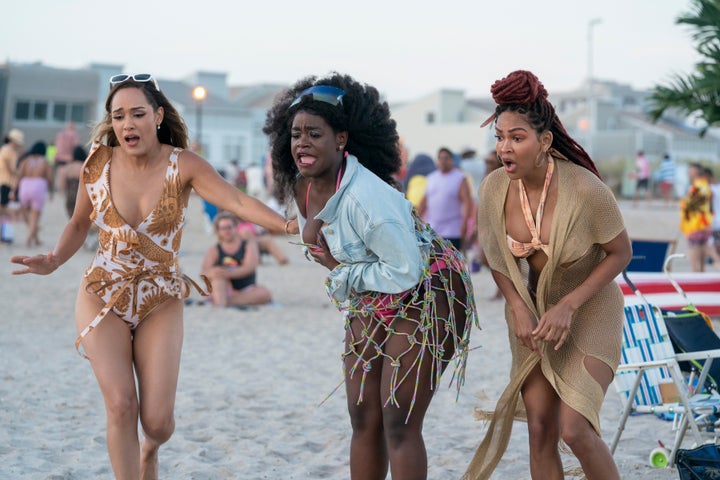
2, 68, 719, 480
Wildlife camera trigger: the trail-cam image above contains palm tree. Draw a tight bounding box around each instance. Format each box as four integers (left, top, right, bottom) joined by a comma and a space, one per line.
649, 0, 720, 136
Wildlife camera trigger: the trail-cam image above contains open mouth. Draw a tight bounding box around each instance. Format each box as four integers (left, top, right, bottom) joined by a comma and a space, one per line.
124, 135, 140, 147
501, 157, 516, 173
297, 153, 317, 168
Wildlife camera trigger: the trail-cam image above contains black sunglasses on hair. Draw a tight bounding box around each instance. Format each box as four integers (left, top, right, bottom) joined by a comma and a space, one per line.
289, 85, 345, 109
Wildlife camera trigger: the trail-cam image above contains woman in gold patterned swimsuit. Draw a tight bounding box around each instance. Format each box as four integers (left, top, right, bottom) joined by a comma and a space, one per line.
11, 74, 298, 479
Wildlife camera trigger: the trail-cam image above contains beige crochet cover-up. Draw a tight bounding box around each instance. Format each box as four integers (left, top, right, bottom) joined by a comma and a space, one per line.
464, 151, 626, 479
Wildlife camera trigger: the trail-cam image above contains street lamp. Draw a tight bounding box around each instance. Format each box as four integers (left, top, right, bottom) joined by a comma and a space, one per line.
586, 18, 602, 157
192, 85, 207, 151
587, 18, 602, 95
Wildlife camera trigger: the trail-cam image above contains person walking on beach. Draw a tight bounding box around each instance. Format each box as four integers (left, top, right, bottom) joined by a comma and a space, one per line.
418, 146, 474, 251
0, 129, 24, 221
263, 72, 479, 480
633, 150, 651, 207
56, 145, 87, 219
655, 153, 676, 206
680, 163, 720, 271
709, 168, 720, 258
201, 211, 272, 308
53, 121, 80, 187
10, 73, 297, 480
16, 141, 53, 247
464, 70, 632, 480
402, 152, 436, 209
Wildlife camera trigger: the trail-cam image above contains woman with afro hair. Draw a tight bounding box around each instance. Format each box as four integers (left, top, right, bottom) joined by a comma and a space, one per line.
464, 71, 631, 480
264, 72, 479, 480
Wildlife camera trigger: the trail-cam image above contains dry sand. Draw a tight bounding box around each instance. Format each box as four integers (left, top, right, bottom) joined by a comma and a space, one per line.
0, 194, 699, 479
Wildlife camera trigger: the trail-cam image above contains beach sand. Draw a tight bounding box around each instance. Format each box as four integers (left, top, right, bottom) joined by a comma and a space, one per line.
0, 194, 698, 479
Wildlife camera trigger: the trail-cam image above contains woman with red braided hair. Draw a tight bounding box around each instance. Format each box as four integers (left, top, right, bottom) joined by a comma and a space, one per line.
463, 70, 631, 480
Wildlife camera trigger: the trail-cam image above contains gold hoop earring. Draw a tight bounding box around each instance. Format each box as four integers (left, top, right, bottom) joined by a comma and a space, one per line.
534, 150, 548, 168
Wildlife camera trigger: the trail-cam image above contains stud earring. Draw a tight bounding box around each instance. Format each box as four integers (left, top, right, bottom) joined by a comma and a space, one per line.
157, 124, 161, 130
336, 145, 344, 152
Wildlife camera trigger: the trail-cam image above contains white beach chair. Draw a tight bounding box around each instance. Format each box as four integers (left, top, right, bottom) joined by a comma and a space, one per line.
610, 301, 720, 468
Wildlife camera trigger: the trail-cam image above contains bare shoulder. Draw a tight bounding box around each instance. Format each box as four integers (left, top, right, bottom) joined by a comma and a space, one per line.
176, 148, 215, 179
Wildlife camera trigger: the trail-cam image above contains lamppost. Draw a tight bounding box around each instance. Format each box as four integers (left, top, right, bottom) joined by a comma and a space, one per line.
587, 18, 602, 158
192, 85, 207, 151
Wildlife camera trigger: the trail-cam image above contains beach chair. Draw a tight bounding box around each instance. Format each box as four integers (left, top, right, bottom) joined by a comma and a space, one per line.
610, 273, 720, 468
626, 238, 677, 272
663, 308, 720, 392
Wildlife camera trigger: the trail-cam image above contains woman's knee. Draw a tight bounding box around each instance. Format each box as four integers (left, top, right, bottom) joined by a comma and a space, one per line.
526, 413, 560, 448
347, 401, 383, 435
560, 419, 596, 451
383, 415, 417, 448
104, 390, 138, 425
140, 410, 175, 443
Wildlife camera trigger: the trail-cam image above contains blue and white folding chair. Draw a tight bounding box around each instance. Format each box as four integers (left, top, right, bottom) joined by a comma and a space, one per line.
611, 300, 720, 468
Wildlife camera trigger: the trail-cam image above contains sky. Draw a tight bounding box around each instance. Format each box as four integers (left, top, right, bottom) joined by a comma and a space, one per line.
1, 0, 702, 103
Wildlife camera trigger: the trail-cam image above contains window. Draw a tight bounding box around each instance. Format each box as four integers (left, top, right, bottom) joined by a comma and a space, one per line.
70, 104, 85, 123
53, 104, 67, 122
14, 100, 87, 124
33, 102, 48, 120
14, 101, 30, 121
426, 112, 435, 124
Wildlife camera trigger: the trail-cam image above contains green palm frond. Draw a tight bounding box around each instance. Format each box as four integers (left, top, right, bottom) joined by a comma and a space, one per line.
649, 0, 720, 137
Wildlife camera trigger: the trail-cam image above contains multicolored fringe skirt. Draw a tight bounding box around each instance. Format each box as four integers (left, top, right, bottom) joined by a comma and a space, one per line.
324, 216, 479, 422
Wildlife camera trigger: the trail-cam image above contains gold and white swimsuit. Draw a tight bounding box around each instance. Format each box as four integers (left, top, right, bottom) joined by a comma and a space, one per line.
76, 144, 207, 356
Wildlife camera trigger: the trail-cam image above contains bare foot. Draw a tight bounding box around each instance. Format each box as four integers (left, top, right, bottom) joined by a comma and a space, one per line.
139, 440, 159, 480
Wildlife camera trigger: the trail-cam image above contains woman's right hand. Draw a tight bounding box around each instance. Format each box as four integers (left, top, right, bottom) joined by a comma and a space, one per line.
10, 253, 60, 276
511, 305, 541, 356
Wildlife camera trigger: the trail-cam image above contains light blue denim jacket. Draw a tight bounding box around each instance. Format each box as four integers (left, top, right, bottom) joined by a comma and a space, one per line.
298, 155, 430, 302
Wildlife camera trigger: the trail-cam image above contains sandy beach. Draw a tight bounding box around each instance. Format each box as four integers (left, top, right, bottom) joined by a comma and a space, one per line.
0, 193, 702, 479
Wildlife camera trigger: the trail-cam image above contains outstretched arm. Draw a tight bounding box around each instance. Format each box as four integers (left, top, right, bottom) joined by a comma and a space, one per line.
11, 182, 93, 275
180, 151, 298, 235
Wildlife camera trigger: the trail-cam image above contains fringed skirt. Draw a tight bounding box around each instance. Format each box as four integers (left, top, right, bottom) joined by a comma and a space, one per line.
324, 218, 479, 422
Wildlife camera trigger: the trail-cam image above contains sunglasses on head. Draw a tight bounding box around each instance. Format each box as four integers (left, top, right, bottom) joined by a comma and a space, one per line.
109, 73, 160, 91
289, 85, 345, 109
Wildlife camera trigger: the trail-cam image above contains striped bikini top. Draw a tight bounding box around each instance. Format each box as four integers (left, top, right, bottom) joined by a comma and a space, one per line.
506, 155, 554, 258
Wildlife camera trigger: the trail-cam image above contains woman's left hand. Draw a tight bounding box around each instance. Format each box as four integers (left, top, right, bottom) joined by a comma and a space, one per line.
307, 233, 339, 270
532, 301, 574, 351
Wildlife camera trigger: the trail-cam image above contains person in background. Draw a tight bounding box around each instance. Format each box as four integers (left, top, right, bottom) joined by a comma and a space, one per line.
418, 146, 473, 252
224, 159, 241, 188
202, 211, 272, 308
459, 147, 485, 202
633, 150, 651, 207
655, 153, 676, 206
403, 152, 436, 209
16, 141, 53, 247
680, 163, 720, 272
57, 145, 87, 218
54, 122, 80, 188
472, 150, 504, 300
459, 147, 484, 262
11, 73, 297, 479
263, 72, 478, 480
237, 219, 289, 265
708, 167, 720, 258
466, 70, 631, 480
0, 129, 24, 221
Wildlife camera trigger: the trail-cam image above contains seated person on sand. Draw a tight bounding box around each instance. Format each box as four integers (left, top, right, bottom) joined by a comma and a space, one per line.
201, 211, 272, 307
237, 218, 289, 265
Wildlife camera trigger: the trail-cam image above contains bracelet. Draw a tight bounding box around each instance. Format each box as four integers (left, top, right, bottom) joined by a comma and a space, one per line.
284, 219, 292, 235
